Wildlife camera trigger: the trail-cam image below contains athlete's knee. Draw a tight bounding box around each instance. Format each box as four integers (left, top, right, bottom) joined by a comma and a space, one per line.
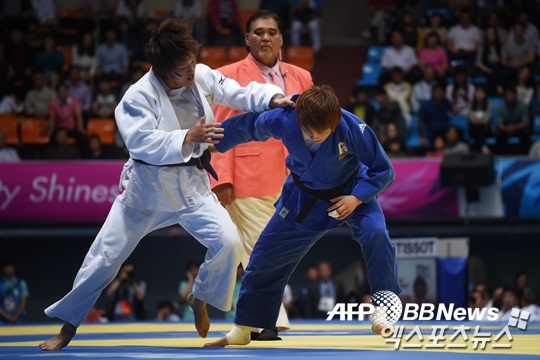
219, 223, 243, 258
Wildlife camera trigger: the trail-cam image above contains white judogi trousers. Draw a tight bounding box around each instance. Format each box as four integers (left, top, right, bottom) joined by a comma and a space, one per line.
227, 193, 290, 331
45, 193, 242, 327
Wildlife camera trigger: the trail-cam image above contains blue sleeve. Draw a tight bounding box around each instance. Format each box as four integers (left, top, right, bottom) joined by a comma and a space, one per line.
214, 108, 287, 153
349, 121, 394, 203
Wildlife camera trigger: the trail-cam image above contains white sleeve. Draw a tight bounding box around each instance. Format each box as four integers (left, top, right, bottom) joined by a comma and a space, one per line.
115, 86, 191, 165
198, 64, 283, 113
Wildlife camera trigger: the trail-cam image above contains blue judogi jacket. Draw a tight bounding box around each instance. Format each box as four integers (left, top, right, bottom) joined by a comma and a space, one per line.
215, 105, 394, 230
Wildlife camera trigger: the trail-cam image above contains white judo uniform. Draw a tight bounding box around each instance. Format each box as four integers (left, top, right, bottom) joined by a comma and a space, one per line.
44, 64, 283, 327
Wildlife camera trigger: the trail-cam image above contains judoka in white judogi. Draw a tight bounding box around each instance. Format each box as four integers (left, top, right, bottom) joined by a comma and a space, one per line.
44, 64, 283, 328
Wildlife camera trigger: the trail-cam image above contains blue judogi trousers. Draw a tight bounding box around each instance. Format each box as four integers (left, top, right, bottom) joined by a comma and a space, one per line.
234, 197, 401, 329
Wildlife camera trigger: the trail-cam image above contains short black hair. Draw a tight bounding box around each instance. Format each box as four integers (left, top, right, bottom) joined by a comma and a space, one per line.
245, 9, 282, 33
144, 18, 200, 82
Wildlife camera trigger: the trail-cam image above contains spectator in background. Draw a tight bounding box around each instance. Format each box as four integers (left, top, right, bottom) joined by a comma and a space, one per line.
514, 271, 528, 292
298, 265, 319, 318
156, 300, 181, 322
117, 17, 141, 62
105, 263, 147, 321
516, 66, 534, 108
501, 23, 536, 88
116, 0, 145, 25
96, 29, 129, 82
521, 288, 540, 321
419, 84, 451, 147
381, 122, 407, 158
0, 258, 28, 323
4, 28, 34, 85
86, 135, 113, 160
366, 0, 398, 44
419, 32, 448, 79
92, 79, 117, 119
291, 0, 322, 53
80, 0, 116, 30
467, 86, 492, 152
395, 9, 423, 51
0, 131, 20, 162
174, 0, 204, 43
509, 12, 539, 44
260, 0, 291, 31
0, 43, 8, 99
206, 0, 243, 46
24, 72, 56, 118
444, 125, 470, 154
497, 288, 521, 321
411, 65, 437, 114
486, 11, 508, 44
344, 86, 375, 126
72, 32, 97, 82
372, 86, 404, 139
446, 67, 475, 116
42, 128, 81, 160
380, 30, 419, 84
423, 12, 447, 44
496, 86, 530, 154
178, 260, 201, 321
476, 26, 503, 96
425, 134, 445, 157
446, 10, 481, 74
35, 35, 64, 76
65, 66, 92, 121
48, 83, 84, 138
120, 66, 145, 98
384, 67, 412, 129
0, 86, 25, 115
306, 262, 344, 319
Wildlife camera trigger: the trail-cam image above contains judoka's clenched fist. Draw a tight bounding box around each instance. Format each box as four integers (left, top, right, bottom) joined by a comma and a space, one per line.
185, 116, 224, 145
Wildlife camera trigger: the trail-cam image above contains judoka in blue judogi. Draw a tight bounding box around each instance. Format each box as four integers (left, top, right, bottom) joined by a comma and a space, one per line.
205, 85, 401, 347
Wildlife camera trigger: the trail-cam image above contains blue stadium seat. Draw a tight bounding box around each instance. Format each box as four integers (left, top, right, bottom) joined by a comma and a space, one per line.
356, 63, 383, 87
450, 114, 469, 141
533, 114, 540, 134
406, 114, 422, 149
425, 7, 452, 20
488, 97, 504, 127
367, 46, 387, 64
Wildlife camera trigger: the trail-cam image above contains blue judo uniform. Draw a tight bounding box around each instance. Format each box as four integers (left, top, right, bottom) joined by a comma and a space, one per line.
215, 105, 402, 329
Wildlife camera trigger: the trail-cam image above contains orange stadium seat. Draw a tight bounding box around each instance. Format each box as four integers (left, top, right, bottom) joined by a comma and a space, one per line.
147, 10, 170, 21
198, 47, 227, 69
20, 118, 49, 145
58, 45, 73, 71
228, 46, 248, 64
87, 118, 116, 145
0, 115, 19, 145
286, 47, 314, 72
58, 8, 84, 19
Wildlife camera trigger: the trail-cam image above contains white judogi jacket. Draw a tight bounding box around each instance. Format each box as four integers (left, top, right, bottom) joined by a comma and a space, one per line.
115, 64, 283, 211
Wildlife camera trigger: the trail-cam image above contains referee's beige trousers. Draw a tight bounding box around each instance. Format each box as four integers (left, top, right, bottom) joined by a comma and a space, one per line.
227, 192, 290, 331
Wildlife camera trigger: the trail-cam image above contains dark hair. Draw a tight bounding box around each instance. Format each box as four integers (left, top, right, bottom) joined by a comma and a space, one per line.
185, 259, 201, 271
144, 18, 200, 82
157, 300, 174, 311
425, 31, 441, 46
471, 86, 488, 110
246, 9, 282, 33
77, 32, 95, 56
296, 85, 341, 132
1, 257, 15, 268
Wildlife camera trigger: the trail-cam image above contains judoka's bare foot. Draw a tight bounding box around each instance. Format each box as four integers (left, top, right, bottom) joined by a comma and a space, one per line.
204, 325, 251, 347
187, 292, 210, 338
39, 322, 76, 351
372, 323, 385, 335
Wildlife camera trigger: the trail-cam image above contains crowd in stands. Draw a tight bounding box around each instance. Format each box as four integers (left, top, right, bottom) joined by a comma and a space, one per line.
3, 254, 538, 324
0, 0, 322, 161
355, 0, 540, 157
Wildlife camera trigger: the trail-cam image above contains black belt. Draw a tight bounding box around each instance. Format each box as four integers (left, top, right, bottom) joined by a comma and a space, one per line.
292, 167, 359, 224
133, 149, 218, 181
